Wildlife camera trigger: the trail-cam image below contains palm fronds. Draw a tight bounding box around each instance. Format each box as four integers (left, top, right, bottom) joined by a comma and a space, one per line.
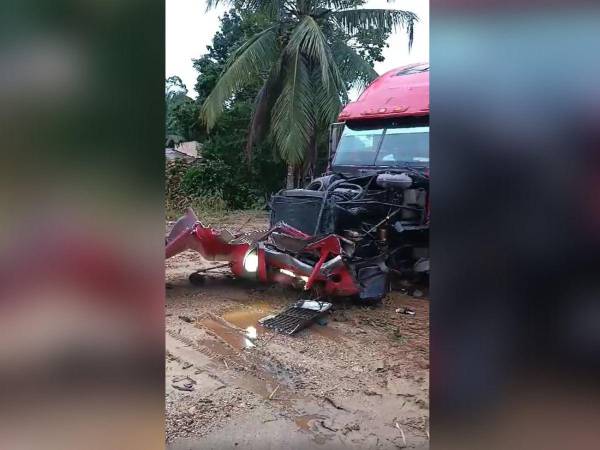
201, 0, 419, 167
288, 16, 344, 92
201, 25, 279, 130
270, 51, 315, 164
332, 8, 417, 49
332, 40, 378, 91
245, 60, 284, 157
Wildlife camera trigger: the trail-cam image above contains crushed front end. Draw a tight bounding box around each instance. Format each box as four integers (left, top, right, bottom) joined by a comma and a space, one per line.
269, 168, 429, 302
166, 164, 429, 303
165, 208, 362, 299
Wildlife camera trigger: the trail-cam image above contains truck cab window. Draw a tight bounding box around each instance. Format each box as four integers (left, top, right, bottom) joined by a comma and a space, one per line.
333, 127, 384, 166
333, 123, 429, 168
375, 126, 429, 165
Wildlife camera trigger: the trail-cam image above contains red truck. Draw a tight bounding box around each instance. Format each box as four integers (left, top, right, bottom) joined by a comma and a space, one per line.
167, 63, 429, 303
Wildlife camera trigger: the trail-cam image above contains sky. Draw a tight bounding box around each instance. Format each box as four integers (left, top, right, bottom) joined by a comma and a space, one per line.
165, 0, 429, 99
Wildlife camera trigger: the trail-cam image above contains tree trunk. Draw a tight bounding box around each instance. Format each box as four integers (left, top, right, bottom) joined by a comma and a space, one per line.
286, 164, 295, 189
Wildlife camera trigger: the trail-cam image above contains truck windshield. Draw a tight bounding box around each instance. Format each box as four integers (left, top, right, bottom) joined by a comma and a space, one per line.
333, 124, 429, 167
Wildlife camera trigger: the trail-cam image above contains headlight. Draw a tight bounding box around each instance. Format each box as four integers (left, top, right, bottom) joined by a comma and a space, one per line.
243, 249, 259, 273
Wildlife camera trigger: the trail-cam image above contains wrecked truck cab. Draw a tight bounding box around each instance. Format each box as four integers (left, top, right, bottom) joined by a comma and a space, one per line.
268, 167, 429, 302
165, 63, 429, 304
269, 63, 430, 302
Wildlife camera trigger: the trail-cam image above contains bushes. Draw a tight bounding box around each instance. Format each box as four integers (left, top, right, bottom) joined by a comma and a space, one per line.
181, 159, 262, 210
167, 50, 287, 215
179, 105, 287, 212
165, 159, 192, 214
165, 136, 286, 217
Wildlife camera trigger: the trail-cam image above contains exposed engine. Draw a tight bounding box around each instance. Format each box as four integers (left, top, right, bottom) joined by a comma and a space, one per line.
269, 169, 429, 301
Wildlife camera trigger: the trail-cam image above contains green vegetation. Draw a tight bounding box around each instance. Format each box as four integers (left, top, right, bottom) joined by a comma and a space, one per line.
166, 76, 198, 145
166, 1, 417, 214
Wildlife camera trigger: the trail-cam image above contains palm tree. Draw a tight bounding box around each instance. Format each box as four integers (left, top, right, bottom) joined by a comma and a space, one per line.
201, 0, 417, 187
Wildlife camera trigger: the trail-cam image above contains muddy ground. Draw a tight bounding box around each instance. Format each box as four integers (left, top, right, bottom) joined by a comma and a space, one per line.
165, 212, 429, 449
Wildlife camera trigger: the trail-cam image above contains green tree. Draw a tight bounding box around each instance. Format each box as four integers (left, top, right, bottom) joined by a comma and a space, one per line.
166, 75, 188, 98
165, 76, 200, 144
192, 10, 267, 143
201, 0, 417, 187
166, 11, 288, 210
193, 11, 246, 104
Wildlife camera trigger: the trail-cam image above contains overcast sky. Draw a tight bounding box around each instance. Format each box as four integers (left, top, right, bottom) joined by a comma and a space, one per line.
166, 0, 429, 99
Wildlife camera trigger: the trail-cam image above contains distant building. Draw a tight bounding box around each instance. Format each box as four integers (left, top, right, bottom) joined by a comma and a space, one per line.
165, 148, 197, 163
165, 141, 202, 163
176, 141, 201, 158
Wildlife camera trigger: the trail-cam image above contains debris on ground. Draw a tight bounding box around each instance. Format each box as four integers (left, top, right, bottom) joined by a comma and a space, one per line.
268, 384, 280, 400
373, 359, 386, 372
262, 299, 332, 335
323, 396, 348, 411
363, 389, 382, 396
395, 422, 407, 448
165, 214, 429, 449
172, 376, 196, 392
320, 420, 338, 432
342, 423, 361, 435
178, 315, 194, 323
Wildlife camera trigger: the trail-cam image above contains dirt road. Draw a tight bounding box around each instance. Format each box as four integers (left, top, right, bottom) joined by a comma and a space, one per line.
165, 212, 429, 449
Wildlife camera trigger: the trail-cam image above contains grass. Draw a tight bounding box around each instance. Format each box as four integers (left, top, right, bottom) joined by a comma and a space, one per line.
166, 203, 268, 227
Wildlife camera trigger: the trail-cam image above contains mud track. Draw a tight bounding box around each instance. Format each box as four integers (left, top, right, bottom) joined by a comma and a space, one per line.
165, 212, 429, 449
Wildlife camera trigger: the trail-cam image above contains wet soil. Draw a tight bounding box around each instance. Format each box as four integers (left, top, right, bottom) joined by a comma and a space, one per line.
165, 212, 429, 449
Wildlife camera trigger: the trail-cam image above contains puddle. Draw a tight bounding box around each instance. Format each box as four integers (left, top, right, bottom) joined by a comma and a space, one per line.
196, 312, 302, 404
222, 308, 273, 328
198, 317, 256, 350
221, 308, 273, 337
196, 307, 344, 356
294, 414, 327, 432
220, 305, 344, 342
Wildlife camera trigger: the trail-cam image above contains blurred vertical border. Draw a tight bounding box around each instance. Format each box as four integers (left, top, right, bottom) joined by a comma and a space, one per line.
431, 1, 600, 449
0, 0, 165, 448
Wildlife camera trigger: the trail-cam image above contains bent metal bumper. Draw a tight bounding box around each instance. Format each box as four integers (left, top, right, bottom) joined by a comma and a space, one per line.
165, 208, 250, 277
165, 208, 360, 297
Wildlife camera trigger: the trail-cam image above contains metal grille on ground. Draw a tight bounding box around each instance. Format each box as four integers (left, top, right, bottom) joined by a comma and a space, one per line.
261, 300, 332, 335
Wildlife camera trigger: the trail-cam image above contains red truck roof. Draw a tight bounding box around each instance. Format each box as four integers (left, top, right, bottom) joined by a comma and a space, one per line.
338, 63, 429, 122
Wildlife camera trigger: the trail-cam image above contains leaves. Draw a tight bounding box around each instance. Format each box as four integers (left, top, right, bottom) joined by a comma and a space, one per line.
245, 60, 284, 157
165, 76, 199, 141
166, 75, 188, 98
201, 25, 279, 130
332, 8, 417, 49
332, 39, 378, 91
271, 51, 315, 165
206, 0, 284, 16
201, 0, 419, 168
288, 16, 338, 90
313, 68, 343, 127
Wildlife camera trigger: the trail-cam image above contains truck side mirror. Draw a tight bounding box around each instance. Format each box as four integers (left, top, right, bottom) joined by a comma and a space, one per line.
328, 122, 345, 168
